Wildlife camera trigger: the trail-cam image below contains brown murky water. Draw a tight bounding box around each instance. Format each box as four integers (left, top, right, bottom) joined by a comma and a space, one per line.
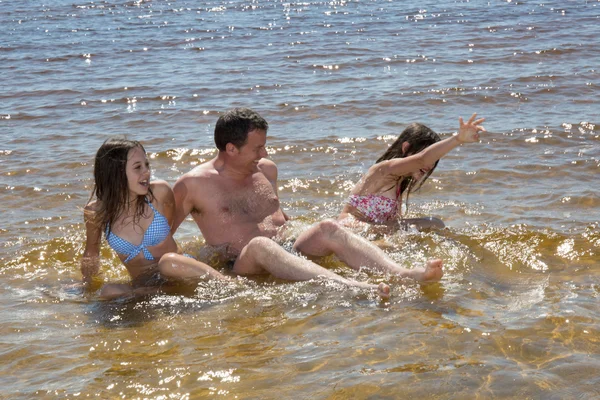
3, 132, 599, 398
1, 0, 599, 398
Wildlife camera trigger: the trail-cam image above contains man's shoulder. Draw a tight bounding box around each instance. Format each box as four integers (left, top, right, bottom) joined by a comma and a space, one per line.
173, 161, 222, 209
149, 180, 173, 201
150, 179, 171, 192
257, 158, 278, 179
258, 158, 277, 168
175, 162, 217, 186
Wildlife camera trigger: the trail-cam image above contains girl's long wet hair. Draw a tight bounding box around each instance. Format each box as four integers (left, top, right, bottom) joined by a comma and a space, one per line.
87, 137, 153, 235
376, 123, 441, 214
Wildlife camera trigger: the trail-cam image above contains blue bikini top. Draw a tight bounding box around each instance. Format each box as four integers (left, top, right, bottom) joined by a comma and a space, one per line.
105, 199, 170, 263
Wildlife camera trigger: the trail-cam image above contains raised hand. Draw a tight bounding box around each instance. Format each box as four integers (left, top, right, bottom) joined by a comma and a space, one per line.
456, 113, 486, 143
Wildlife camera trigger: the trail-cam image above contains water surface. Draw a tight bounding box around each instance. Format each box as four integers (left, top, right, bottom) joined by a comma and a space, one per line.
1, 0, 599, 398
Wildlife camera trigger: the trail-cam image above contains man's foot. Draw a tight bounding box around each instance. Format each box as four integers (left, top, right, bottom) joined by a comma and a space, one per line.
378, 282, 391, 299
411, 258, 444, 282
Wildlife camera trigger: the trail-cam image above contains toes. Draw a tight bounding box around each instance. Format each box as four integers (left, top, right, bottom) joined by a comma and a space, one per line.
378, 283, 391, 299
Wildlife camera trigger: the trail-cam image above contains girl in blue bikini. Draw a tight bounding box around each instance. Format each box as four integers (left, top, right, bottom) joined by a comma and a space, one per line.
339, 113, 486, 230
81, 137, 228, 299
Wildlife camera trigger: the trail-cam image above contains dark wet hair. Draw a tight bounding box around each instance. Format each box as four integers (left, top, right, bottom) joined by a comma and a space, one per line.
377, 123, 441, 212
214, 107, 269, 151
88, 137, 153, 234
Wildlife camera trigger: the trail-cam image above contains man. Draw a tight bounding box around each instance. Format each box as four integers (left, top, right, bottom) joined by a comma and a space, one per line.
172, 108, 442, 296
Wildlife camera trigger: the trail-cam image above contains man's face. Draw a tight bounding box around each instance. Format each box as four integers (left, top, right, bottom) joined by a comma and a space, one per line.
234, 129, 268, 170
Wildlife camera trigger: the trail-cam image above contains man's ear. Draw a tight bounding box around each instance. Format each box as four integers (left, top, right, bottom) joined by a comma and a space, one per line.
401, 141, 411, 156
225, 143, 237, 155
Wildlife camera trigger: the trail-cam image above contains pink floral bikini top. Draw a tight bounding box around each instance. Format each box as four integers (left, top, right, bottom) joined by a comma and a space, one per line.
347, 185, 402, 225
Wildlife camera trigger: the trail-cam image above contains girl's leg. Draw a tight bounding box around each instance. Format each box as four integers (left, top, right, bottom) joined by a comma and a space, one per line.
157, 253, 230, 281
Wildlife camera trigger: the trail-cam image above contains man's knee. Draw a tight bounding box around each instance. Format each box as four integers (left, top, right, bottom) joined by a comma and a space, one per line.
235, 237, 282, 274
314, 218, 343, 237
293, 219, 343, 255
245, 236, 280, 257
242, 236, 282, 262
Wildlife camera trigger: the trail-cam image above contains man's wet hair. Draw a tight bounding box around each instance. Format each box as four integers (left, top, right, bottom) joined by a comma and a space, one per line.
214, 107, 269, 151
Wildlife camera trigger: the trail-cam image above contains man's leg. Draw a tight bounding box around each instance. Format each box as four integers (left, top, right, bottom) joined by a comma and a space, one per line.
292, 219, 443, 281
232, 237, 389, 298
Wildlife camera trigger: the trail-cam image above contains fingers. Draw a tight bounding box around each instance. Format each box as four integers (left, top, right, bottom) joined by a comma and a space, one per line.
460, 114, 485, 127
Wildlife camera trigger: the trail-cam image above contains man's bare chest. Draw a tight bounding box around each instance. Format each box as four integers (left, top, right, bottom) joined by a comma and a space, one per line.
203, 176, 281, 222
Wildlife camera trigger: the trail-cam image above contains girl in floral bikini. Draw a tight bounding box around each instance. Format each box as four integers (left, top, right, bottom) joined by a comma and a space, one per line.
339, 113, 486, 230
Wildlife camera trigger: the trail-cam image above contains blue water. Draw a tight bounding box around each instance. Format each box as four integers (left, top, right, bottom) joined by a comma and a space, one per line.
2, 1, 598, 145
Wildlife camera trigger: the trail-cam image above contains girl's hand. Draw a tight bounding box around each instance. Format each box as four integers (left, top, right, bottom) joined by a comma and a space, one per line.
456, 113, 486, 143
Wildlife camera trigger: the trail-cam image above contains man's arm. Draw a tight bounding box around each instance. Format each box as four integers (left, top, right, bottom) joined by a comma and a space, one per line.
259, 159, 290, 221
150, 180, 176, 225
171, 175, 195, 234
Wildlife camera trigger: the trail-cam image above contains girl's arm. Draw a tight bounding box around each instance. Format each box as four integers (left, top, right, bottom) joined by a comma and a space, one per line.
378, 113, 486, 177
81, 203, 102, 287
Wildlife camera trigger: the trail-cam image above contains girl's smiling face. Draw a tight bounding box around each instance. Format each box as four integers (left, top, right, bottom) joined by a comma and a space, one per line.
125, 146, 151, 199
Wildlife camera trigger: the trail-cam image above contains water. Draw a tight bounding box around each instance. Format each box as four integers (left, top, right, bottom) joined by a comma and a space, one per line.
1, 0, 599, 398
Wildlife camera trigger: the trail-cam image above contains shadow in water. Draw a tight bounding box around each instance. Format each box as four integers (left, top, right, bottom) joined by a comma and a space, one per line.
81, 279, 241, 329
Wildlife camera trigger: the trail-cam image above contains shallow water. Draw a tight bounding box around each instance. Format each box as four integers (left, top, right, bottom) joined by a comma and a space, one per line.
1, 0, 599, 398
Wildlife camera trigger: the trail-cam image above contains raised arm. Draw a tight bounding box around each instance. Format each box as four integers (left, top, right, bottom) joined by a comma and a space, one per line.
380, 113, 486, 177
80, 203, 102, 287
